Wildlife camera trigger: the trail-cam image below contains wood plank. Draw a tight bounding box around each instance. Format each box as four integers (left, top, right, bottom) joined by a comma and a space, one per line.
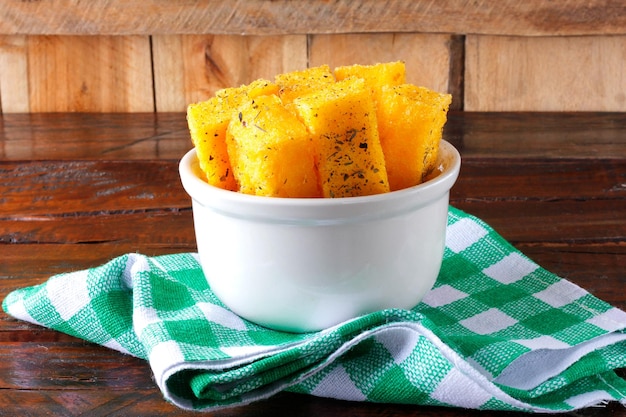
0, 157, 626, 237
0, 211, 194, 245
445, 112, 626, 159
449, 158, 626, 245
0, 388, 199, 417
0, 160, 190, 216
0, 113, 191, 160
309, 33, 452, 98
447, 35, 465, 111
452, 199, 626, 245
152, 34, 307, 111
1, 1, 625, 36
0, 342, 154, 390
2, 112, 625, 161
0, 35, 154, 113
0, 35, 29, 112
451, 158, 626, 202
151, 36, 187, 113
465, 35, 626, 111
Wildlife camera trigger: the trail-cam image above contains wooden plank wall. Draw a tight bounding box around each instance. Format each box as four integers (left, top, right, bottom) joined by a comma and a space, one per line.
0, 0, 624, 113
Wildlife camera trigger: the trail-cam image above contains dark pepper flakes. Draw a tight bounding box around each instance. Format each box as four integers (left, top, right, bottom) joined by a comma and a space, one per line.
219, 168, 230, 182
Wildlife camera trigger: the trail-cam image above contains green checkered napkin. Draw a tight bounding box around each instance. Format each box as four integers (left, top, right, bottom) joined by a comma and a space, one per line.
3, 207, 626, 412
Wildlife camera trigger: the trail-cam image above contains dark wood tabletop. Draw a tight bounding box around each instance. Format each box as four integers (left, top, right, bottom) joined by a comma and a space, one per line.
1, 112, 625, 416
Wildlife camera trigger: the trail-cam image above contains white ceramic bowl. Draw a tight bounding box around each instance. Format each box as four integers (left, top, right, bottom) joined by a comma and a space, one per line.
179, 141, 461, 332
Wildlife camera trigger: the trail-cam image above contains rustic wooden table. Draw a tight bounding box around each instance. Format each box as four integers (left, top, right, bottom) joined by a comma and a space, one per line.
1, 112, 624, 416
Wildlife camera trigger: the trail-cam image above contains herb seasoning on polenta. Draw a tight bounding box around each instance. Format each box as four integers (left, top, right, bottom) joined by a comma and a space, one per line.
186, 61, 451, 198
294, 77, 390, 198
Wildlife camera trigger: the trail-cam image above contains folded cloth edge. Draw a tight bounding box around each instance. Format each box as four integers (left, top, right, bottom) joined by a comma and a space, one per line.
157, 320, 548, 412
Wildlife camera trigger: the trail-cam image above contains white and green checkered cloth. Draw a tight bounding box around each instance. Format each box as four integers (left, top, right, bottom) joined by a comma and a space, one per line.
4, 207, 626, 412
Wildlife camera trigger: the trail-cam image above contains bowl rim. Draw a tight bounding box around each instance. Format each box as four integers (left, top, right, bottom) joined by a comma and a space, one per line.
179, 140, 461, 207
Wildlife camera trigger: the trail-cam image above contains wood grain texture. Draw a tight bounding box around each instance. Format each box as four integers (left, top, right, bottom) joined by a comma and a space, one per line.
3, 33, 625, 113
0, 0, 625, 36
152, 34, 307, 111
3, 112, 626, 162
0, 388, 199, 417
451, 160, 626, 244
0, 35, 154, 112
0, 113, 191, 160
2, 158, 622, 253
0, 1, 624, 113
0, 35, 29, 113
0, 112, 624, 416
0, 160, 194, 247
445, 112, 626, 158
465, 35, 626, 111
